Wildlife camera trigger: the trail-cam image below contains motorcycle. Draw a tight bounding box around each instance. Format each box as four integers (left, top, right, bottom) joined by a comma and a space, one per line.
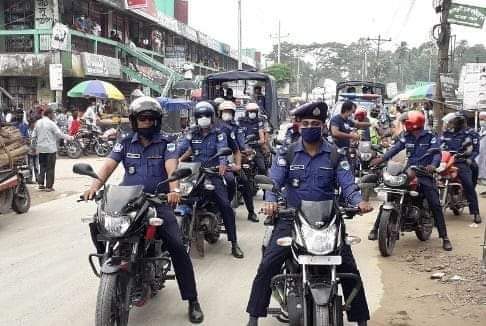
57, 125, 83, 159
175, 147, 232, 257
256, 175, 364, 326
76, 124, 112, 157
436, 151, 468, 216
0, 163, 31, 214
74, 163, 191, 326
356, 141, 383, 178
373, 148, 440, 257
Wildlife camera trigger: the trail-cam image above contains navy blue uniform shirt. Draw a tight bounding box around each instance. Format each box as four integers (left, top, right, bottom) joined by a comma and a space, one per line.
109, 132, 178, 194
238, 117, 264, 148
178, 126, 228, 166
440, 128, 480, 160
383, 130, 441, 167
330, 114, 355, 148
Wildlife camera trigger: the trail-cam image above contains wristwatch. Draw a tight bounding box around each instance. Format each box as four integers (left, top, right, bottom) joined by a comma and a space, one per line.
171, 188, 181, 194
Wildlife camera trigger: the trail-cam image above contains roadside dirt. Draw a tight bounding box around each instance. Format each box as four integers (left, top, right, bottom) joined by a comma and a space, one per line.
371, 194, 486, 326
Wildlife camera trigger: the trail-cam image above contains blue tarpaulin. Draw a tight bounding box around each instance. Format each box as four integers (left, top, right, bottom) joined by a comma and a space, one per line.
156, 97, 195, 112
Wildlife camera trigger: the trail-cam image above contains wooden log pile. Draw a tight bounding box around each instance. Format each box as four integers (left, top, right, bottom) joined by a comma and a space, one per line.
0, 126, 29, 168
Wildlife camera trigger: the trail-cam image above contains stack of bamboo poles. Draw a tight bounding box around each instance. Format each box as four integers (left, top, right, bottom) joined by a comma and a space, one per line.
0, 126, 29, 168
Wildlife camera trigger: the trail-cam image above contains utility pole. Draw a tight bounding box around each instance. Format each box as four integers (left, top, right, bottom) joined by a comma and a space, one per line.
270, 20, 289, 64
367, 34, 392, 81
434, 0, 451, 132
237, 0, 242, 69
296, 55, 301, 95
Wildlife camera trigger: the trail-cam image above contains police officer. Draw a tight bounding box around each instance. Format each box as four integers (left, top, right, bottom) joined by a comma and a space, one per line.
216, 100, 259, 222
441, 112, 481, 224
178, 102, 245, 258
284, 115, 301, 144
83, 96, 204, 323
370, 111, 453, 251
238, 103, 267, 175
246, 102, 373, 326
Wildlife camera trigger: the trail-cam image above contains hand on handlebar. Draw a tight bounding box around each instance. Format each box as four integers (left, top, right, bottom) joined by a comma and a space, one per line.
167, 192, 181, 206
231, 164, 241, 173
371, 157, 384, 167
218, 164, 226, 176
82, 187, 97, 201
262, 202, 278, 216
358, 201, 373, 214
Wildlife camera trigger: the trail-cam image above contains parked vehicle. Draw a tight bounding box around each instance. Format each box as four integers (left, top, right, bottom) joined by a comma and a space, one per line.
436, 150, 468, 215
257, 175, 363, 326
0, 163, 31, 214
175, 148, 232, 257
73, 163, 191, 326
373, 149, 440, 257
76, 124, 112, 157
58, 138, 83, 159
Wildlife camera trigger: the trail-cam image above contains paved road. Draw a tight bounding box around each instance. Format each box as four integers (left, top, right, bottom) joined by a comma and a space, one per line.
0, 158, 382, 326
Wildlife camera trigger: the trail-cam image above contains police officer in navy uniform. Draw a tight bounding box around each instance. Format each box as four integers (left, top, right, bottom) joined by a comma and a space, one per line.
246, 102, 373, 326
178, 101, 245, 258
83, 96, 204, 323
370, 110, 453, 251
441, 112, 481, 224
216, 100, 259, 222
238, 102, 267, 175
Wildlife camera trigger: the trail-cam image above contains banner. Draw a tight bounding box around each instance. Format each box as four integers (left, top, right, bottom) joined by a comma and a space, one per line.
51, 23, 70, 51
49, 64, 63, 91
81, 53, 121, 78
127, 0, 148, 9
449, 3, 486, 29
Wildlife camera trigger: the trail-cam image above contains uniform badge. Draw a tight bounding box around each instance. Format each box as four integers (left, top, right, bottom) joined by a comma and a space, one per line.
291, 179, 300, 187
277, 158, 287, 166
313, 108, 320, 116
128, 166, 136, 175
431, 137, 437, 144
167, 143, 176, 152
230, 132, 236, 140
217, 133, 224, 141
194, 150, 200, 156
186, 134, 192, 140
113, 143, 123, 153
473, 138, 478, 144
340, 161, 350, 171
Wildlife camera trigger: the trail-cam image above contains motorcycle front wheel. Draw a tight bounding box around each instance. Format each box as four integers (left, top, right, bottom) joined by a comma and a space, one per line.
95, 142, 111, 157
66, 141, 82, 159
313, 302, 330, 326
12, 181, 30, 214
96, 273, 129, 326
378, 210, 397, 257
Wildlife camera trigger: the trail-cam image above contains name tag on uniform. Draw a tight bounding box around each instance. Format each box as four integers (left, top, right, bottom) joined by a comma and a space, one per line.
319, 166, 333, 170
192, 140, 202, 144
289, 165, 305, 171
127, 153, 141, 159
405, 144, 415, 149
148, 155, 162, 159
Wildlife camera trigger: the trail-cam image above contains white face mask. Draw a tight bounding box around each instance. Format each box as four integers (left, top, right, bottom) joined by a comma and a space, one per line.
248, 112, 257, 119
222, 112, 233, 121
197, 116, 211, 128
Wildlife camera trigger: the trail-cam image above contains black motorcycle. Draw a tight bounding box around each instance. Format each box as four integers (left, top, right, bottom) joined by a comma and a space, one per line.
76, 124, 112, 157
175, 148, 232, 257
74, 163, 191, 326
257, 175, 364, 326
373, 148, 440, 257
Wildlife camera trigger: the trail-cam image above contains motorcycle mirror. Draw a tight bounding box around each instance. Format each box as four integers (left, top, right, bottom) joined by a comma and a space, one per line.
168, 168, 192, 182
72, 163, 100, 180
211, 147, 232, 159
255, 174, 275, 191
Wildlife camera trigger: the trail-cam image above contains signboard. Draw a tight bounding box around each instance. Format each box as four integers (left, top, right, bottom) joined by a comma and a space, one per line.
165, 45, 186, 71
35, 0, 53, 29
458, 63, 486, 110
439, 74, 457, 101
127, 0, 148, 9
0, 53, 54, 76
51, 23, 70, 51
449, 3, 486, 29
49, 64, 63, 91
386, 82, 398, 99
80, 53, 121, 78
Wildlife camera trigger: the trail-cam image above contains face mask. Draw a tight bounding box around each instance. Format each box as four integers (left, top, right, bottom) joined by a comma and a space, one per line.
197, 116, 211, 128
137, 126, 158, 140
248, 112, 257, 119
301, 127, 322, 143
222, 112, 233, 122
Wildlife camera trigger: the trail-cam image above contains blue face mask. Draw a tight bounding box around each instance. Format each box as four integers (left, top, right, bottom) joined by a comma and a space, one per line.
301, 127, 322, 143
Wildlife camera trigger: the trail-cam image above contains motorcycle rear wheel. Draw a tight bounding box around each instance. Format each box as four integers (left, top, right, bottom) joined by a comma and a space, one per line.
12, 182, 30, 214
95, 142, 111, 157
378, 210, 397, 257
66, 141, 82, 159
313, 302, 330, 326
95, 273, 129, 326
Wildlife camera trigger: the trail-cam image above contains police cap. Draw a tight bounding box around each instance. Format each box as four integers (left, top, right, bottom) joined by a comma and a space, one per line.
292, 101, 328, 122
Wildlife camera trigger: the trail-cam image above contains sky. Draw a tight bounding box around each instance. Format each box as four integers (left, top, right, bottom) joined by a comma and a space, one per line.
188, 0, 486, 54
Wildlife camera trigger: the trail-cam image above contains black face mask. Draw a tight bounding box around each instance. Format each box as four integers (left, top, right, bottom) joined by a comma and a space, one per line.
137, 126, 159, 140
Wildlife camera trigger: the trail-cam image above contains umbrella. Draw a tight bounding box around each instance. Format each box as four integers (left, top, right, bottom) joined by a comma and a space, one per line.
408, 83, 435, 101
67, 80, 125, 100
172, 79, 198, 90
156, 97, 195, 112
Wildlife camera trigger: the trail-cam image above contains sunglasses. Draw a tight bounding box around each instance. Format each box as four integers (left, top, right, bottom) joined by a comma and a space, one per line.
137, 115, 156, 122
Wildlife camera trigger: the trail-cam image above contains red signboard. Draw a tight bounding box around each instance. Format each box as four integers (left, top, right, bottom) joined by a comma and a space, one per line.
127, 0, 148, 9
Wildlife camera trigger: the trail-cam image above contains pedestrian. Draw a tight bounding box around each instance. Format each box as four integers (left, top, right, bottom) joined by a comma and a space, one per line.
83, 99, 98, 126
69, 110, 81, 136
27, 120, 39, 184
12, 109, 29, 140
31, 107, 73, 192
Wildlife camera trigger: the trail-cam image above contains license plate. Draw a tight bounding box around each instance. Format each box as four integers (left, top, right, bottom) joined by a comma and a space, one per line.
298, 255, 342, 265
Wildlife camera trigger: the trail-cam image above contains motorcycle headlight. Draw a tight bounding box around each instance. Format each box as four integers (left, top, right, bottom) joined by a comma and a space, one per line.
179, 181, 194, 196
383, 172, 407, 187
360, 152, 373, 161
300, 221, 337, 255
98, 211, 137, 237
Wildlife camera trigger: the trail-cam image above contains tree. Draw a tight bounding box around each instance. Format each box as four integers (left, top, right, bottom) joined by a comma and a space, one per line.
264, 64, 292, 88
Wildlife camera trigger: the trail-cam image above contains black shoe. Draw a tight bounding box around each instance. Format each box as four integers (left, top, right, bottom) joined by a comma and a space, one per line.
247, 316, 258, 326
188, 300, 204, 324
368, 229, 378, 241
248, 212, 259, 223
231, 243, 244, 259
442, 237, 453, 251
474, 214, 482, 224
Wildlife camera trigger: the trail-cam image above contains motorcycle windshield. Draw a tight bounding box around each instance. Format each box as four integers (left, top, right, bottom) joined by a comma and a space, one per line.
299, 200, 335, 228
386, 161, 406, 176
358, 141, 372, 153
102, 185, 144, 214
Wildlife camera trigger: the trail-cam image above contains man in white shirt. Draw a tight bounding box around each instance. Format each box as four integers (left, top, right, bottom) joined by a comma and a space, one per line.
83, 100, 98, 125
31, 107, 73, 191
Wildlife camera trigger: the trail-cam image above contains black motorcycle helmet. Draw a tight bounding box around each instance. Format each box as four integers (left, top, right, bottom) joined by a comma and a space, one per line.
128, 96, 163, 132
194, 101, 215, 120
450, 112, 466, 132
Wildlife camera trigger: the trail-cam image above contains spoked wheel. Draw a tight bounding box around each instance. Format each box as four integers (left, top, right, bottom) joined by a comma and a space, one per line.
66, 141, 82, 159
95, 142, 111, 157
12, 181, 30, 214
95, 273, 129, 326
378, 210, 397, 257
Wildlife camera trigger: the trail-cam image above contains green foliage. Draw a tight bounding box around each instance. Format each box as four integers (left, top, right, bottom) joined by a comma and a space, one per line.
264, 64, 292, 87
